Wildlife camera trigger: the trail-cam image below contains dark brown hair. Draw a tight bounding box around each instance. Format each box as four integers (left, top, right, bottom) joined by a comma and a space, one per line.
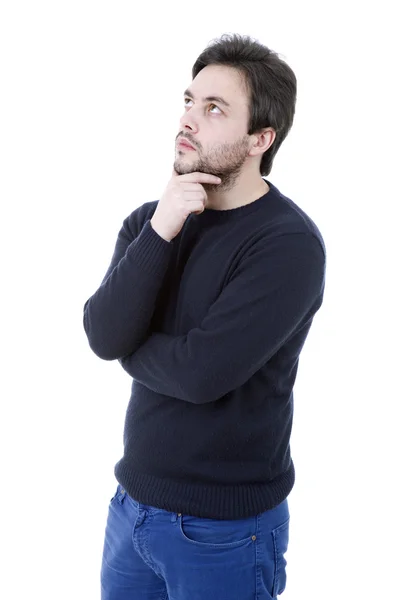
192, 33, 297, 176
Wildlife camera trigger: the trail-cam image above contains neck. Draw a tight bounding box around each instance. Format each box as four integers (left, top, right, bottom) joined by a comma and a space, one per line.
205, 174, 270, 211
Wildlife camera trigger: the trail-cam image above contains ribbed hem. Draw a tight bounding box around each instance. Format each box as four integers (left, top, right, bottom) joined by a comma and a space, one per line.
127, 219, 173, 278
114, 459, 295, 520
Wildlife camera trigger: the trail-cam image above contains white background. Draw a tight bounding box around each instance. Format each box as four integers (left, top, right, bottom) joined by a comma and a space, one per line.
1, 1, 399, 598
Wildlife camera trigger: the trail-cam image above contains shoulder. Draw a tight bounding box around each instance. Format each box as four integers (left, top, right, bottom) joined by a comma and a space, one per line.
259, 181, 326, 259
237, 183, 327, 285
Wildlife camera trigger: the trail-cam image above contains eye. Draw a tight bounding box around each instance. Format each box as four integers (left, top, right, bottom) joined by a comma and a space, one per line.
208, 103, 221, 114
183, 98, 222, 114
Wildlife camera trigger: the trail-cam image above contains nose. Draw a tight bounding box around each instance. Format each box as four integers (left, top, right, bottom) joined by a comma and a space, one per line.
179, 110, 198, 134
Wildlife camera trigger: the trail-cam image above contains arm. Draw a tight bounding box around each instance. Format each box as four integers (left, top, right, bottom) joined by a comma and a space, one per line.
83, 207, 174, 360
118, 233, 325, 403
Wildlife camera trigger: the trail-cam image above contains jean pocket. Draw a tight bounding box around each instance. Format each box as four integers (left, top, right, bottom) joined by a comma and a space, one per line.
178, 514, 257, 549
271, 517, 290, 597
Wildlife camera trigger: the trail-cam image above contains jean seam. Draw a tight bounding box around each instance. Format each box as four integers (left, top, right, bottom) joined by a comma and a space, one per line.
255, 513, 261, 600
143, 511, 165, 579
271, 517, 290, 597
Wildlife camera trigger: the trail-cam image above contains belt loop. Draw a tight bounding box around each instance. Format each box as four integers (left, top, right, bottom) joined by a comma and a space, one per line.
171, 512, 181, 523
117, 487, 126, 505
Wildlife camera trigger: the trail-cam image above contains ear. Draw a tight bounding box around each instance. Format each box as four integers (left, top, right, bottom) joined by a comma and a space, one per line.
249, 127, 276, 157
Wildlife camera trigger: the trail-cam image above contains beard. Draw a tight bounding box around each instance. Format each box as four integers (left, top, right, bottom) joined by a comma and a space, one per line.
174, 135, 250, 193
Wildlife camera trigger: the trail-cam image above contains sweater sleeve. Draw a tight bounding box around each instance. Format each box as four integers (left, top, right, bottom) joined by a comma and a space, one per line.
118, 233, 325, 403
83, 208, 174, 360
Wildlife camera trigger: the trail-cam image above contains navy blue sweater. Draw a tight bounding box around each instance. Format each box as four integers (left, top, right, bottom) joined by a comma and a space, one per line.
83, 180, 326, 519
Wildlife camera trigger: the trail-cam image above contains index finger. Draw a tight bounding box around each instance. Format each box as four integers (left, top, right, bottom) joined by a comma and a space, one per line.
176, 171, 221, 184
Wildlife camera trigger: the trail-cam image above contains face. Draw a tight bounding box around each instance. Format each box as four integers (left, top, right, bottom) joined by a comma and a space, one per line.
174, 64, 253, 191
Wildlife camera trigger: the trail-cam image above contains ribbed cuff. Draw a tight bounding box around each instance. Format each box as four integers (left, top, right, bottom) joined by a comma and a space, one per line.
126, 219, 173, 278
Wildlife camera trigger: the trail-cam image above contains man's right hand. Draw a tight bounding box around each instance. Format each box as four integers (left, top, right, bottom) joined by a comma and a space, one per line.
150, 170, 222, 242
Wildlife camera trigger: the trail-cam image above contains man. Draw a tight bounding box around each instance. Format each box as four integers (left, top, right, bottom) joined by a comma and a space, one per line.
83, 33, 326, 600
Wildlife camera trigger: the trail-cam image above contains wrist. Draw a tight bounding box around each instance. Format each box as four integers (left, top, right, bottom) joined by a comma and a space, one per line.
150, 218, 172, 243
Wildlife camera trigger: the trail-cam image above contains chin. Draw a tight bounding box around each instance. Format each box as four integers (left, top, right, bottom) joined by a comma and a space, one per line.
174, 162, 197, 176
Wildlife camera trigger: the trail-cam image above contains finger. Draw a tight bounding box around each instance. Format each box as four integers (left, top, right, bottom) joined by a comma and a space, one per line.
186, 200, 206, 214
178, 172, 221, 184
181, 190, 207, 201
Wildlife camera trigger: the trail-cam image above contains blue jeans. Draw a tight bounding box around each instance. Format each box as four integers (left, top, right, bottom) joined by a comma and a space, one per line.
101, 483, 290, 600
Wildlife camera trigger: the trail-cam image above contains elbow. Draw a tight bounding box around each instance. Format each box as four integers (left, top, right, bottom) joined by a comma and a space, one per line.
84, 326, 137, 361
185, 370, 234, 404
87, 339, 119, 361
84, 327, 121, 361
83, 306, 124, 361
83, 325, 141, 361
183, 378, 221, 405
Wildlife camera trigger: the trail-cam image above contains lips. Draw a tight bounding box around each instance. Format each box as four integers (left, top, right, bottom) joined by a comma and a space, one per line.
178, 138, 196, 150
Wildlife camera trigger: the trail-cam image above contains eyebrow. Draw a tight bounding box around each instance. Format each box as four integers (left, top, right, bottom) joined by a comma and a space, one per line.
183, 88, 231, 109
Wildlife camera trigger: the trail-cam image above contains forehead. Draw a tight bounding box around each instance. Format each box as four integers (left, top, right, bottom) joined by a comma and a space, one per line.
187, 64, 249, 111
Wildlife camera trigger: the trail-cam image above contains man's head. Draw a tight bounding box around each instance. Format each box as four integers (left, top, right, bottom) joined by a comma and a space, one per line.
174, 34, 297, 190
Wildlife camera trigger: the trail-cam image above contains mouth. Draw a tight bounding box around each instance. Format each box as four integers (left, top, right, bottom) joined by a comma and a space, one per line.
177, 138, 196, 151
